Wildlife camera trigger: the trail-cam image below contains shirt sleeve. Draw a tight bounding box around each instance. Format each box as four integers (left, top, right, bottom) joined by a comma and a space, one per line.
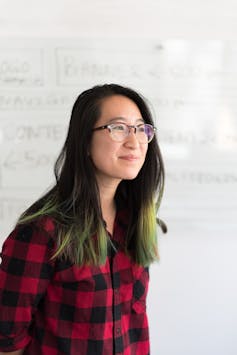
0, 218, 56, 352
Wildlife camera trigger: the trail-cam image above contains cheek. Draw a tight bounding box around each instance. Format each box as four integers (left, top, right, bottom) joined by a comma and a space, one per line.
141, 145, 148, 161
90, 138, 117, 165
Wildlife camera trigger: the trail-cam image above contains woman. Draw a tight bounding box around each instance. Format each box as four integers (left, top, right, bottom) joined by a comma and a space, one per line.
0, 84, 166, 355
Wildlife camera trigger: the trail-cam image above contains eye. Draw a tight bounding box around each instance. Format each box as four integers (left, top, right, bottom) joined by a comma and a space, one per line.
111, 124, 126, 131
137, 124, 146, 132
145, 125, 155, 140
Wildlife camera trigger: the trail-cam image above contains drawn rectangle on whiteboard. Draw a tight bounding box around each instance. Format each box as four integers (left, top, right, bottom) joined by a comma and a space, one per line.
54, 46, 165, 86
0, 48, 44, 87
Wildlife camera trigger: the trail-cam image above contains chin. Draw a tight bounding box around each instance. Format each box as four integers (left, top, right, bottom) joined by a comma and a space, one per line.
121, 172, 140, 180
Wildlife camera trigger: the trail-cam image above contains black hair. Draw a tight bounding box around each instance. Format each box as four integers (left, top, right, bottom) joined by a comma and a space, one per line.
18, 84, 166, 266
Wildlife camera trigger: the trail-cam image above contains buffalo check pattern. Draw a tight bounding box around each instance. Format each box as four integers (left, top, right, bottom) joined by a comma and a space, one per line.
0, 210, 150, 355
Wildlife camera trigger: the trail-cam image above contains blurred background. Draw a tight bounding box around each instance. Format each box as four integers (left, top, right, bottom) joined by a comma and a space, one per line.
0, 1, 237, 354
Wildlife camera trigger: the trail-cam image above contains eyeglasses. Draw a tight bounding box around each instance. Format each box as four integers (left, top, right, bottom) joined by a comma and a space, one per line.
92, 122, 156, 143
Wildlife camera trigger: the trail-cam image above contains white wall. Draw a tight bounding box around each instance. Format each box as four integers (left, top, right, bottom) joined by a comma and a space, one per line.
1, 0, 237, 40
0, 1, 237, 354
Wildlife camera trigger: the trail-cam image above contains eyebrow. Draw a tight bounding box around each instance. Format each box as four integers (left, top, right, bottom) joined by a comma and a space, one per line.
106, 117, 145, 124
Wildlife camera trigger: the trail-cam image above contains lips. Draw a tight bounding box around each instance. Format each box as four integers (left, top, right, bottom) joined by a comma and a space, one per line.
119, 155, 139, 161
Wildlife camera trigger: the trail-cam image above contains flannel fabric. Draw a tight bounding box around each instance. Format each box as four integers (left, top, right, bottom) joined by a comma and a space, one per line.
0, 210, 150, 355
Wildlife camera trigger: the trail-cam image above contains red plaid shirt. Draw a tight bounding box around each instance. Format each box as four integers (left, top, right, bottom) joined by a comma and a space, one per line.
0, 210, 150, 355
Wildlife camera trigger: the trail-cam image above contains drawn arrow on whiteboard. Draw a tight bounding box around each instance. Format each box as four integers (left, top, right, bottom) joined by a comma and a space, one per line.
3, 151, 20, 170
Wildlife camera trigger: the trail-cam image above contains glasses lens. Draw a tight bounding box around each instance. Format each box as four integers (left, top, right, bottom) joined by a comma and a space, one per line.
137, 124, 155, 143
110, 123, 127, 142
109, 123, 155, 143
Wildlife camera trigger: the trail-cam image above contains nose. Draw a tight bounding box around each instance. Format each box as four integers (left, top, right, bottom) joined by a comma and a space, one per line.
124, 127, 139, 148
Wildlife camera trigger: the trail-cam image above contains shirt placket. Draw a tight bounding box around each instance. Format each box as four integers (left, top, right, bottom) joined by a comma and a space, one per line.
108, 241, 124, 355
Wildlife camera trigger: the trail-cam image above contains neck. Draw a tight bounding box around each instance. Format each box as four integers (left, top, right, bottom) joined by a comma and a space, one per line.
96, 175, 121, 211
96, 177, 121, 234
99, 184, 117, 214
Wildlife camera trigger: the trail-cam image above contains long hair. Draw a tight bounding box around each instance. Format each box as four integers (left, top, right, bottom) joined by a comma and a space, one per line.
18, 84, 167, 266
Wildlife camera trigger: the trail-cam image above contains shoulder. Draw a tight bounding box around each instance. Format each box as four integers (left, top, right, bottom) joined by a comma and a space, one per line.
0, 217, 58, 280
2, 216, 57, 253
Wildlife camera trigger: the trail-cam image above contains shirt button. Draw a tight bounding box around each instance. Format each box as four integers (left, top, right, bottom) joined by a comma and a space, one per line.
114, 289, 119, 295
116, 327, 121, 334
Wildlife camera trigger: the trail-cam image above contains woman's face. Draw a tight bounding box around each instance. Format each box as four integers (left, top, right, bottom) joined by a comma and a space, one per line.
90, 95, 148, 187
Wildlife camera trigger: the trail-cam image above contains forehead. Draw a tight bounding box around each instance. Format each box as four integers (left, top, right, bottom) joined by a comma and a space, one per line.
97, 95, 142, 124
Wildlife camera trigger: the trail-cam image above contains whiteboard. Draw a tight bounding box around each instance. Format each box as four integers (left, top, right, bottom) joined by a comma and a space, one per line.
0, 39, 237, 355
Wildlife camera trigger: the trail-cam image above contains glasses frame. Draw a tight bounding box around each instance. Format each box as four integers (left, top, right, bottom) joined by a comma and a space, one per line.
92, 122, 157, 143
